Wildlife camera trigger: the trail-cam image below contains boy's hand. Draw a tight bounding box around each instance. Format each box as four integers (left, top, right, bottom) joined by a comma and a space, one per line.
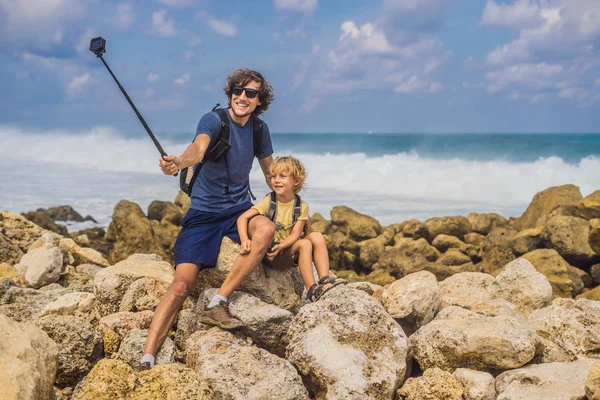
266, 244, 281, 261
240, 239, 252, 255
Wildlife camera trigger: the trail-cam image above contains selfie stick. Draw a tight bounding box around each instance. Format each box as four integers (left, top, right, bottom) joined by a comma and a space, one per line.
89, 37, 177, 176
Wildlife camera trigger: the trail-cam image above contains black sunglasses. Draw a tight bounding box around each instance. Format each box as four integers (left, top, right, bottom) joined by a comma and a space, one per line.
231, 86, 259, 99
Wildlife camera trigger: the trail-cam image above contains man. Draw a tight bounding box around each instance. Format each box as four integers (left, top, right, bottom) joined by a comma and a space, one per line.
137, 69, 276, 370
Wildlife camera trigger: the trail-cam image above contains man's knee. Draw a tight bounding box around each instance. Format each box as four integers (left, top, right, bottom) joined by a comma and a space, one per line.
169, 279, 192, 302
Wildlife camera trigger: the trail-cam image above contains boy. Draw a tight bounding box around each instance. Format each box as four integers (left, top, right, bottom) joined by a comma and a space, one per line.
236, 156, 345, 302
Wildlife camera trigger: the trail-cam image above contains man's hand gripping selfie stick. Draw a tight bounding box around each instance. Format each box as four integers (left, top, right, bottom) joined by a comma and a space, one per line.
89, 37, 177, 176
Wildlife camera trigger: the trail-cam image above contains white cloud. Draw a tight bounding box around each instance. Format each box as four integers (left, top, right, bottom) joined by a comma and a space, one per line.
429, 82, 444, 93
148, 73, 160, 82
274, 0, 317, 13
22, 52, 60, 69
207, 18, 237, 37
378, 0, 457, 33
484, 62, 564, 92
67, 73, 91, 95
301, 96, 320, 113
175, 73, 190, 85
151, 10, 177, 37
76, 27, 97, 55
481, 0, 542, 28
158, 0, 195, 6
114, 2, 135, 30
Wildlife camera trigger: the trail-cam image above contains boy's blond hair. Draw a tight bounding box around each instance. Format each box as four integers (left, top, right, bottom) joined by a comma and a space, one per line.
269, 156, 306, 194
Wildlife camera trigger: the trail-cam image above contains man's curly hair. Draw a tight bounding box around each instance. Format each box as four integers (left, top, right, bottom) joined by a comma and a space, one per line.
223, 69, 274, 116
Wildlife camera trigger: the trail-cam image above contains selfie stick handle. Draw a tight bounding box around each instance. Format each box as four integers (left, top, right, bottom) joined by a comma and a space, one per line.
98, 55, 178, 175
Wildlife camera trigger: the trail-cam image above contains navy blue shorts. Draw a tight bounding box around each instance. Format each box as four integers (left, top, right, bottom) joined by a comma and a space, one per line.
173, 202, 252, 268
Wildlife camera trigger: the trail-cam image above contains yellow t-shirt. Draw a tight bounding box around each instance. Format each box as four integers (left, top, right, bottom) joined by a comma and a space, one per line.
252, 194, 309, 244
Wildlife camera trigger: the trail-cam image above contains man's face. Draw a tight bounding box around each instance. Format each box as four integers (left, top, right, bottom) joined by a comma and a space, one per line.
230, 80, 262, 118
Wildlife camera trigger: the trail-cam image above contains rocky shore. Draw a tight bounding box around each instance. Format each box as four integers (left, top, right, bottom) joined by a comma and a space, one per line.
1, 184, 600, 399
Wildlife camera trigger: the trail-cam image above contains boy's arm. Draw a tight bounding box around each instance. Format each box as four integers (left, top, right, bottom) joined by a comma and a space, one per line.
237, 208, 260, 242
276, 220, 306, 251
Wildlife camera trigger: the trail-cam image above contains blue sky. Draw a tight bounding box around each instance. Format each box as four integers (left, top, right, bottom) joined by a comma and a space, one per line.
1, 0, 599, 134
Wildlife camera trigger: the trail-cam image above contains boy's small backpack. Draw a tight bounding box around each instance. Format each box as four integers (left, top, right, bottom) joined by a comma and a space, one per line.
266, 191, 302, 229
179, 105, 264, 197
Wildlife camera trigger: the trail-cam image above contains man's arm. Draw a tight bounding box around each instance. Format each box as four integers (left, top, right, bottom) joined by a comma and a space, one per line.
159, 134, 211, 176
258, 155, 274, 189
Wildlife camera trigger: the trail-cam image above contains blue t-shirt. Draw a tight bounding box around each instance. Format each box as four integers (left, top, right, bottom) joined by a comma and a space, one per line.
190, 110, 273, 212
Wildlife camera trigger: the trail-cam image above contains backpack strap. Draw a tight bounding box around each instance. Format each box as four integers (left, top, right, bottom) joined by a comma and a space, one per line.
292, 194, 302, 224
251, 115, 264, 158
215, 108, 230, 144
267, 192, 278, 222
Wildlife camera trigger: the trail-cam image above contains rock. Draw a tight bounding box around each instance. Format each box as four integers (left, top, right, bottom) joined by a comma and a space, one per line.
174, 190, 191, 215
541, 215, 598, 267
432, 234, 464, 252
460, 243, 483, 263
410, 306, 538, 371
490, 258, 553, 315
425, 261, 481, 281
0, 314, 58, 400
0, 232, 25, 266
93, 253, 174, 317
14, 246, 64, 289
40, 292, 96, 320
347, 281, 382, 295
436, 249, 472, 266
424, 216, 472, 240
21, 211, 69, 236
511, 226, 543, 255
42, 206, 88, 222
592, 264, 600, 285
468, 212, 508, 235
35, 315, 103, 387
147, 200, 183, 225
591, 218, 600, 255
586, 361, 600, 400
330, 206, 382, 241
76, 263, 104, 278
521, 249, 579, 298
119, 277, 172, 312
196, 237, 304, 311
97, 310, 154, 338
59, 238, 110, 267
0, 262, 21, 284
105, 200, 167, 264
516, 184, 583, 230
528, 298, 600, 361
359, 236, 387, 270
496, 358, 595, 400
577, 286, 600, 300
0, 212, 45, 261
72, 359, 213, 400
151, 220, 180, 264
439, 272, 495, 309
70, 227, 112, 259
186, 328, 309, 400
286, 285, 409, 399
114, 329, 176, 368
480, 228, 517, 276
402, 219, 430, 240
397, 367, 463, 400
356, 269, 396, 285
464, 232, 485, 246
0, 279, 56, 322
376, 247, 430, 279
325, 232, 360, 272
74, 234, 91, 247
381, 271, 441, 335
199, 289, 293, 357
453, 368, 496, 400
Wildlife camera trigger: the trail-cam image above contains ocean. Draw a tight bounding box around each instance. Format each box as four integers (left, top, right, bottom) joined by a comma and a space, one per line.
1, 125, 599, 231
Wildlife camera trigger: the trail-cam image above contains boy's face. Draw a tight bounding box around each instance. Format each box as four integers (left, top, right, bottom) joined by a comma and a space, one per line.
271, 171, 298, 197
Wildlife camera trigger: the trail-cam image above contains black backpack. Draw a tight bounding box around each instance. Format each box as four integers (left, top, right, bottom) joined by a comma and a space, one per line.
266, 191, 302, 229
179, 105, 264, 198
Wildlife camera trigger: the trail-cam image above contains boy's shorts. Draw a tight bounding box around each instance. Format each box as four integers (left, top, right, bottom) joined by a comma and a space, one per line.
263, 246, 298, 270
173, 202, 252, 268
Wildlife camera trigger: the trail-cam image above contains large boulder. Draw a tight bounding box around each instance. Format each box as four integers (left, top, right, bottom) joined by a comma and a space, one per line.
93, 253, 174, 317
401, 219, 430, 240
119, 277, 173, 313
59, 238, 110, 267
186, 328, 309, 400
424, 216, 471, 240
496, 358, 595, 400
359, 235, 388, 271
511, 227, 543, 255
541, 215, 598, 267
516, 184, 583, 230
410, 306, 538, 371
35, 315, 103, 387
587, 361, 600, 400
325, 232, 361, 272
72, 359, 213, 400
330, 206, 382, 241
468, 213, 507, 235
381, 271, 442, 335
174, 190, 191, 215
105, 200, 167, 263
0, 278, 57, 322
453, 368, 496, 400
0, 212, 45, 263
397, 367, 463, 400
113, 329, 176, 368
528, 298, 600, 361
21, 211, 69, 236
591, 218, 600, 255
14, 246, 65, 289
39, 292, 96, 320
490, 258, 553, 315
286, 285, 410, 399
147, 200, 183, 225
521, 249, 582, 298
480, 228, 517, 276
439, 272, 495, 309
196, 237, 304, 311
0, 314, 58, 400
431, 234, 464, 253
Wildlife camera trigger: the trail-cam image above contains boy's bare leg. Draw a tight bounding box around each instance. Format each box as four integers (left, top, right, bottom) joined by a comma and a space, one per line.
143, 263, 199, 357
292, 238, 316, 290
305, 232, 330, 278
217, 216, 275, 298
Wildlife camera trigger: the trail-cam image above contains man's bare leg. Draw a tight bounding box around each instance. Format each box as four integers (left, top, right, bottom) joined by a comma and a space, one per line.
217, 215, 275, 298
142, 263, 199, 358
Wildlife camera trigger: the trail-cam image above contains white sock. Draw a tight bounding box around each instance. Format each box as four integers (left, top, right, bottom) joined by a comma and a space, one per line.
140, 353, 155, 367
207, 294, 228, 308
